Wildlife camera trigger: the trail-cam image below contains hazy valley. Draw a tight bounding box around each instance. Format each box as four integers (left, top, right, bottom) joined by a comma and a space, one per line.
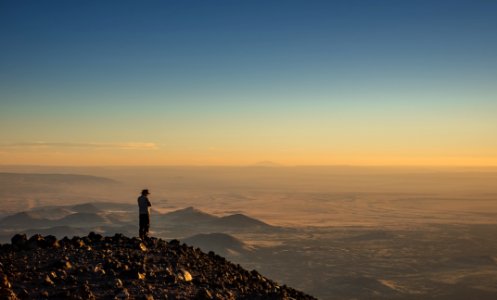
1, 166, 497, 299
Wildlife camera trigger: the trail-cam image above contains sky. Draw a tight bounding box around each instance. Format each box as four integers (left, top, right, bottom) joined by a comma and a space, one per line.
1, 0, 496, 166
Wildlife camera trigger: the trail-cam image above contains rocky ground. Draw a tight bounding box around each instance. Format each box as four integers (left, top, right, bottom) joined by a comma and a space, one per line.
0, 233, 316, 300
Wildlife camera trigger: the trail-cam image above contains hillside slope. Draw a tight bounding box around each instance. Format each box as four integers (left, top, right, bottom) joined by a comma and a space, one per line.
0, 233, 316, 300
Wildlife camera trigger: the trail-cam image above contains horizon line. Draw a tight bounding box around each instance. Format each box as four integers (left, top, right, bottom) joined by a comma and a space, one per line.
1, 163, 497, 169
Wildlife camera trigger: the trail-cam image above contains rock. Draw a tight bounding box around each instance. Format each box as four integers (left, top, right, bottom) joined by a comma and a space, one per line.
49, 271, 57, 280
43, 275, 54, 286
88, 231, 103, 242
72, 237, 86, 248
195, 288, 214, 299
62, 260, 73, 270
39, 290, 49, 298
138, 242, 148, 252
115, 288, 130, 300
67, 275, 78, 285
179, 269, 193, 282
93, 263, 106, 275
164, 274, 177, 284
79, 282, 95, 300
114, 278, 124, 288
121, 268, 146, 280
16, 288, 29, 299
0, 288, 18, 300
169, 239, 180, 246
51, 289, 72, 298
112, 233, 125, 243
11, 234, 27, 248
1, 274, 12, 288
57, 269, 67, 280
42, 235, 60, 248
27, 234, 44, 249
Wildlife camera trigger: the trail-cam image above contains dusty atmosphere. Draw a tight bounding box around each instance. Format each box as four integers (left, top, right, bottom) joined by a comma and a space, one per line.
1, 166, 497, 299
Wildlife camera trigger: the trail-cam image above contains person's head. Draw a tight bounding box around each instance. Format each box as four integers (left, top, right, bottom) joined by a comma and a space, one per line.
141, 189, 150, 196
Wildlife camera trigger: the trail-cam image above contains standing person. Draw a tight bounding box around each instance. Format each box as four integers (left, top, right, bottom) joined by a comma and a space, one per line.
138, 189, 152, 239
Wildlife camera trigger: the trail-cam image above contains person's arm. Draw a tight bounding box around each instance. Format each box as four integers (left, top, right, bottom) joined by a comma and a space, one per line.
147, 199, 151, 207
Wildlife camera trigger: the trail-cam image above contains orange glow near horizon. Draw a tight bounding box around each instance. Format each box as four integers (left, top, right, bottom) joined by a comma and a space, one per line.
1, 147, 497, 167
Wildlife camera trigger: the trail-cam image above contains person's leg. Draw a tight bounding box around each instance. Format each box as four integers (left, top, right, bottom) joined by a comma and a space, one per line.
144, 214, 150, 237
139, 214, 145, 239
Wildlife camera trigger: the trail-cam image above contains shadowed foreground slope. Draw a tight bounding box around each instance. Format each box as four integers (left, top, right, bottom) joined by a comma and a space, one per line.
0, 233, 316, 300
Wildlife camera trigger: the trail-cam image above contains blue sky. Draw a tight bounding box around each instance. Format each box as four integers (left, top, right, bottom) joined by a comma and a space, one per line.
1, 0, 496, 165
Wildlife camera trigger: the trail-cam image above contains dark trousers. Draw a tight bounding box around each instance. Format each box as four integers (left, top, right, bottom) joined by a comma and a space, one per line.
139, 213, 150, 239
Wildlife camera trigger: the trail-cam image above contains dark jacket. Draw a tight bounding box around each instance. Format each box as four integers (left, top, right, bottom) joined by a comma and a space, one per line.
138, 195, 151, 215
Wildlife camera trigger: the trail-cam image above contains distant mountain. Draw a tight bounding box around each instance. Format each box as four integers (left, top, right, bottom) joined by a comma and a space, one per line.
86, 202, 137, 212
21, 202, 136, 224
0, 212, 50, 228
30, 201, 137, 216
28, 207, 74, 220
183, 233, 254, 256
2, 204, 278, 237
210, 213, 274, 231
0, 172, 117, 185
0, 173, 118, 197
105, 212, 137, 225
55, 213, 108, 227
155, 207, 278, 234
159, 207, 219, 224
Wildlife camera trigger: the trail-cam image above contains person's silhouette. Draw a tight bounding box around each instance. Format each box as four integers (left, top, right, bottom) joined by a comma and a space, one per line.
137, 189, 152, 239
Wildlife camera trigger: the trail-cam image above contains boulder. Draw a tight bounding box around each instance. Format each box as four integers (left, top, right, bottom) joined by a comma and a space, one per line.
11, 234, 27, 249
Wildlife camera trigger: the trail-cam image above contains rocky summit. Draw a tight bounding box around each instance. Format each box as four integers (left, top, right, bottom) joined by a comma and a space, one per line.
0, 233, 316, 300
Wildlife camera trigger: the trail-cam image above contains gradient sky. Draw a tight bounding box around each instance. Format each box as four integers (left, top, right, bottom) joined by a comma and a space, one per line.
1, 0, 496, 166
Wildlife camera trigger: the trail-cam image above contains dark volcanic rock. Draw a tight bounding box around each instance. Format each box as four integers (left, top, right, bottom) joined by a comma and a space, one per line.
0, 233, 316, 300
10, 234, 27, 249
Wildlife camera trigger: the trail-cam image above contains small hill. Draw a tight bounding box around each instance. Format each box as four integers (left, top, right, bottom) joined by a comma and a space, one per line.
183, 233, 253, 257
28, 207, 74, 220
210, 213, 274, 231
0, 233, 316, 300
0, 173, 118, 198
105, 212, 136, 225
34, 202, 137, 215
160, 206, 219, 224
0, 172, 116, 185
0, 212, 50, 229
55, 213, 108, 227
87, 202, 137, 212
